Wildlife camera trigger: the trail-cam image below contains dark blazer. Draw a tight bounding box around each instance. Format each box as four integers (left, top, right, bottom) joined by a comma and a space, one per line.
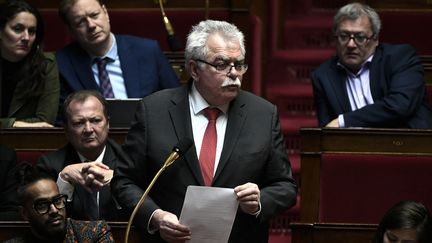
112, 85, 298, 243
56, 34, 180, 103
0, 145, 20, 220
0, 53, 59, 128
311, 43, 432, 128
36, 139, 128, 221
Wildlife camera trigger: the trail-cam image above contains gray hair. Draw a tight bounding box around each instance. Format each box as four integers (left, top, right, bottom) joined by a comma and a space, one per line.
333, 2, 381, 37
185, 20, 245, 72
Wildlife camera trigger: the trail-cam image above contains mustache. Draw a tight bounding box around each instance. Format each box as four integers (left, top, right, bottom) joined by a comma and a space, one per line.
221, 77, 241, 88
46, 214, 64, 224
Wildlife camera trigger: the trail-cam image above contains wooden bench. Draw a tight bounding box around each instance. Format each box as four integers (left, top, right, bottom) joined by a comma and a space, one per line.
0, 221, 139, 242
300, 127, 432, 223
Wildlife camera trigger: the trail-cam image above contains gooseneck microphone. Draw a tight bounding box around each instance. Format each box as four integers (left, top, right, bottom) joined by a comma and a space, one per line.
124, 138, 193, 243
158, 0, 181, 51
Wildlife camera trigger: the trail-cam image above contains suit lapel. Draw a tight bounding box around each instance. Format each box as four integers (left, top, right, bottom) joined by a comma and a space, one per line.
71, 47, 100, 91
213, 93, 247, 183
168, 86, 203, 184
369, 46, 384, 100
329, 60, 352, 112
117, 35, 142, 98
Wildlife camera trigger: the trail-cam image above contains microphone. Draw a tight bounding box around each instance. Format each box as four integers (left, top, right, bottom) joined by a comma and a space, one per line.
158, 0, 181, 51
124, 137, 193, 243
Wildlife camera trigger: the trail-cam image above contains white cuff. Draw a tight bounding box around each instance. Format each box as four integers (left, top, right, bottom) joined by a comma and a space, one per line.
57, 172, 75, 202
338, 114, 345, 128
147, 210, 158, 234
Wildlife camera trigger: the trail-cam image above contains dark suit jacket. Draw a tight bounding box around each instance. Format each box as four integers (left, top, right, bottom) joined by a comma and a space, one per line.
311, 43, 432, 128
112, 85, 298, 243
0, 53, 59, 128
0, 145, 20, 220
3, 218, 114, 243
56, 34, 180, 103
36, 139, 128, 221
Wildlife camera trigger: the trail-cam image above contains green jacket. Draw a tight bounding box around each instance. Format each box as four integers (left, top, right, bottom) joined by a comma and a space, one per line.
0, 52, 60, 128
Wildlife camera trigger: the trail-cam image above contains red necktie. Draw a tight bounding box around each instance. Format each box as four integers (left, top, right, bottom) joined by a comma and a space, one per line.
95, 57, 115, 98
199, 108, 220, 186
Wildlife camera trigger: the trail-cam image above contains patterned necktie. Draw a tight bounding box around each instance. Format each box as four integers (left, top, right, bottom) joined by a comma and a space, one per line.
95, 57, 115, 98
199, 108, 220, 186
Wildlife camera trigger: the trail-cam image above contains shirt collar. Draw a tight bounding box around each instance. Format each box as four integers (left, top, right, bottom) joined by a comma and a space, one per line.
77, 146, 107, 163
337, 54, 374, 77
189, 82, 229, 115
92, 33, 118, 61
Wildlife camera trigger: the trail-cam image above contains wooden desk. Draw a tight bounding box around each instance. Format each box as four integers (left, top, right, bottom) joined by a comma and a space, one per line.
291, 222, 377, 243
0, 128, 129, 151
300, 128, 432, 222
0, 221, 139, 242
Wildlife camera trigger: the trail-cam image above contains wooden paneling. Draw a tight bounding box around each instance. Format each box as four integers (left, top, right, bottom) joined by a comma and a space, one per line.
299, 128, 432, 223
291, 222, 377, 243
0, 128, 128, 151
0, 221, 140, 242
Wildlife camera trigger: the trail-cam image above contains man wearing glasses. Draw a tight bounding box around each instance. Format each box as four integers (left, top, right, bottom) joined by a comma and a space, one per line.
311, 2, 432, 128
112, 20, 297, 243
3, 163, 113, 242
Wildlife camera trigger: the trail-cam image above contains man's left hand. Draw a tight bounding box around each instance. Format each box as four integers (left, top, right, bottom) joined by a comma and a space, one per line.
234, 182, 261, 215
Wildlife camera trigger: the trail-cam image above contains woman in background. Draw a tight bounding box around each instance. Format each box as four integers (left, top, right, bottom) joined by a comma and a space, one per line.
0, 0, 59, 128
373, 200, 432, 243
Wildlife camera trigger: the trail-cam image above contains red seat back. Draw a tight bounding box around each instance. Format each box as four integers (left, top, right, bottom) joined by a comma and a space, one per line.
319, 153, 432, 223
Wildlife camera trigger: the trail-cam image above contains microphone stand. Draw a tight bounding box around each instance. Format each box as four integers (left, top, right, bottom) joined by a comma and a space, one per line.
124, 152, 180, 243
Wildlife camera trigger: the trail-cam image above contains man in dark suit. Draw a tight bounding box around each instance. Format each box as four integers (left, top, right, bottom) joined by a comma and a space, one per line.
112, 20, 297, 243
311, 2, 432, 128
56, 0, 179, 104
37, 90, 127, 220
4, 164, 114, 242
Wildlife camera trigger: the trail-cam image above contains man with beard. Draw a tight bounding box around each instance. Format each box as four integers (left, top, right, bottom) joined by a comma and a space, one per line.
112, 20, 297, 243
3, 163, 113, 242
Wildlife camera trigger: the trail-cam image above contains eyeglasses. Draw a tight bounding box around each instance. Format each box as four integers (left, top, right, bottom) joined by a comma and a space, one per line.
194, 59, 248, 74
33, 194, 67, 215
335, 32, 374, 46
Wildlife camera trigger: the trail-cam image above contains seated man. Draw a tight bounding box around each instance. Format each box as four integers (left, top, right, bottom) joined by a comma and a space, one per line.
56, 0, 180, 104
36, 90, 128, 220
3, 163, 114, 242
311, 2, 432, 128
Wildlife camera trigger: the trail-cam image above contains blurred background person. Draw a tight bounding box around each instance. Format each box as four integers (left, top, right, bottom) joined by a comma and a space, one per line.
311, 2, 432, 128
0, 0, 59, 128
373, 200, 432, 243
37, 90, 128, 221
3, 163, 114, 242
56, 0, 179, 113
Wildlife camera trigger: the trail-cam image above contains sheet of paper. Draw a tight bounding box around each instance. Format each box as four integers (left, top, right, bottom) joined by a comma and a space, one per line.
179, 186, 238, 243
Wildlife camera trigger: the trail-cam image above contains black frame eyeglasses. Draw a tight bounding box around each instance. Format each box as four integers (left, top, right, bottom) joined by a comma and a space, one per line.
33, 194, 68, 215
194, 59, 248, 74
335, 32, 374, 46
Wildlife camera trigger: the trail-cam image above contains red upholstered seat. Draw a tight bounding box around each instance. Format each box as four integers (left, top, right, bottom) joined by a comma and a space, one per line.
319, 153, 432, 224
16, 151, 47, 165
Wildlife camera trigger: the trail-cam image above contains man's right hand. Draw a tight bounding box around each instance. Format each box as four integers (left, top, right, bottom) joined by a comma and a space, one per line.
60, 162, 111, 192
151, 209, 191, 243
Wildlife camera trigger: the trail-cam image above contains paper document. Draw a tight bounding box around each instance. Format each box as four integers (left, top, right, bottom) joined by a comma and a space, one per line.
179, 186, 239, 243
